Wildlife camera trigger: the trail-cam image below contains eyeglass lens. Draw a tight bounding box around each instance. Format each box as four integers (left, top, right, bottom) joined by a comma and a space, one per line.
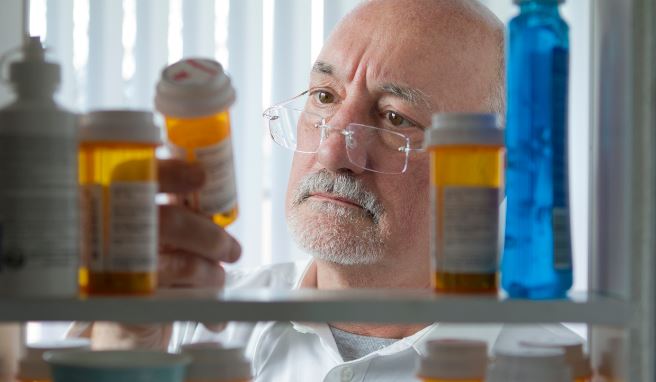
266, 98, 412, 174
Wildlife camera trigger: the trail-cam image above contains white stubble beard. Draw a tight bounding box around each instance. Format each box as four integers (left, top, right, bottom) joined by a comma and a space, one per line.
286, 170, 388, 266
287, 199, 386, 265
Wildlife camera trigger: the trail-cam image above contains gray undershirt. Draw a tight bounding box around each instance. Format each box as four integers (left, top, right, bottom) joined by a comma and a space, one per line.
329, 326, 398, 362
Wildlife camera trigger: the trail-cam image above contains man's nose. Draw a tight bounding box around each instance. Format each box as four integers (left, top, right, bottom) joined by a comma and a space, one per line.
316, 103, 368, 174
316, 127, 365, 174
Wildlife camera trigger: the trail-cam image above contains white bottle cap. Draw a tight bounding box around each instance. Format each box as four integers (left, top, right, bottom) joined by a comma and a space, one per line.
426, 113, 504, 147
486, 347, 571, 382
79, 110, 161, 144
181, 342, 251, 381
155, 58, 236, 118
520, 336, 592, 379
18, 339, 91, 381
417, 339, 488, 380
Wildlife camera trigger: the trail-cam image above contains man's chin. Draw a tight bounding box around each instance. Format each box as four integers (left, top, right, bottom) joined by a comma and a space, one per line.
287, 202, 385, 266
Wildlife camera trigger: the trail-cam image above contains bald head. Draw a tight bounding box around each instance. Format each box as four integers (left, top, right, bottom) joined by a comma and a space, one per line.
344, 0, 503, 38
326, 0, 505, 117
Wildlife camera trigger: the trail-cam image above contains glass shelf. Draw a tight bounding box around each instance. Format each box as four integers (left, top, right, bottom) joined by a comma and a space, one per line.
0, 289, 632, 325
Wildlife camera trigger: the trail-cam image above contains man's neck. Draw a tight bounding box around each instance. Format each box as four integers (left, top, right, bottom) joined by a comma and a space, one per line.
328, 322, 430, 339
315, 259, 431, 289
314, 259, 432, 338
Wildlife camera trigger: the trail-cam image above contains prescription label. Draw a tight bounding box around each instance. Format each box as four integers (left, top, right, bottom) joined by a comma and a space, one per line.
107, 182, 157, 272
438, 187, 500, 273
81, 184, 104, 272
0, 188, 79, 296
0, 189, 78, 271
0, 135, 78, 273
194, 140, 237, 215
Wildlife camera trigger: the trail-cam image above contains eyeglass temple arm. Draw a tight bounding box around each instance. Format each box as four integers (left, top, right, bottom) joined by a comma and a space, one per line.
268, 90, 310, 109
262, 89, 312, 119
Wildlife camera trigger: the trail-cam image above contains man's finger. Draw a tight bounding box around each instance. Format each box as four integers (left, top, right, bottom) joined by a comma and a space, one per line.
158, 159, 205, 193
159, 205, 241, 263
158, 251, 226, 288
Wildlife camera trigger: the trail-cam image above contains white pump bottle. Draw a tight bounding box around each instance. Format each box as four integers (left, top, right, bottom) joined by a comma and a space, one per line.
0, 37, 79, 297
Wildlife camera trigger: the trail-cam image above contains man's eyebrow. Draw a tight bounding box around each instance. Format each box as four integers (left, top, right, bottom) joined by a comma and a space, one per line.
381, 83, 432, 109
312, 61, 334, 75
311, 63, 432, 108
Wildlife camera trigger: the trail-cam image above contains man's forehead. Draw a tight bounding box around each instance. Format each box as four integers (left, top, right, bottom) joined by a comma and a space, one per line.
310, 0, 504, 116
311, 60, 433, 110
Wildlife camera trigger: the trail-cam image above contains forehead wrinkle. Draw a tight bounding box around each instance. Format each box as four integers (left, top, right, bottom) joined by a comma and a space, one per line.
380, 83, 432, 110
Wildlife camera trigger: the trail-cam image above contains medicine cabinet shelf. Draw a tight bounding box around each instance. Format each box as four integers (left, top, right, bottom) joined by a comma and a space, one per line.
0, 289, 632, 325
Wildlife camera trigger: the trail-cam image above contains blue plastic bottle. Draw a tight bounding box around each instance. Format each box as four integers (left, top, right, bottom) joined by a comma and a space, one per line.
502, 0, 572, 299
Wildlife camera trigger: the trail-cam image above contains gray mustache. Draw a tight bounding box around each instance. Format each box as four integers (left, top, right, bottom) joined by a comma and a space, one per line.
293, 170, 385, 222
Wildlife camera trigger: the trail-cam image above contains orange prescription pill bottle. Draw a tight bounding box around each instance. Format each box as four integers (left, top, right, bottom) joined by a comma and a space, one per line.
181, 342, 252, 382
486, 347, 572, 382
78, 111, 160, 295
521, 337, 593, 382
17, 339, 90, 382
426, 113, 505, 293
155, 58, 238, 227
417, 339, 488, 382
597, 337, 626, 382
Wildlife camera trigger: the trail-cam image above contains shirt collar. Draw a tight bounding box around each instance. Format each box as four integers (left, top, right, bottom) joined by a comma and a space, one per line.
291, 260, 428, 362
294, 259, 317, 289
290, 260, 503, 358
291, 260, 341, 360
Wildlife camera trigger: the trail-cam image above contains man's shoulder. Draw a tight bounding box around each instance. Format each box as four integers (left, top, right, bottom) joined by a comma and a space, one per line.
224, 259, 311, 290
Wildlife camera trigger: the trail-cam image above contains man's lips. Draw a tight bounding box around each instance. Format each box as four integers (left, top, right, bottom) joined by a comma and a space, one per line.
308, 193, 363, 209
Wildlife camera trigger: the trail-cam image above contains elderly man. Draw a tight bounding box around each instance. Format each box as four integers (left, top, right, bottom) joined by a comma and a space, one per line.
87, 0, 577, 380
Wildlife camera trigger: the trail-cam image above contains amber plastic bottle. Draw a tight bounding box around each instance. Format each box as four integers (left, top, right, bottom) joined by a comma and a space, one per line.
78, 111, 160, 295
427, 114, 505, 293
521, 337, 593, 382
155, 58, 238, 227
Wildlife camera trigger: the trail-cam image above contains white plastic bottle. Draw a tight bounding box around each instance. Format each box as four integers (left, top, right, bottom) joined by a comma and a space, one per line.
417, 339, 488, 382
181, 342, 252, 382
486, 347, 572, 382
0, 37, 79, 297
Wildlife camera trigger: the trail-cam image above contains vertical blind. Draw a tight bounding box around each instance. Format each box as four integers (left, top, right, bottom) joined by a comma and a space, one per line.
29, 0, 589, 292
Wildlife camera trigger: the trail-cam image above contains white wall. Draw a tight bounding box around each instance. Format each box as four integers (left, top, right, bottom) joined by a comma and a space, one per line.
0, 0, 22, 106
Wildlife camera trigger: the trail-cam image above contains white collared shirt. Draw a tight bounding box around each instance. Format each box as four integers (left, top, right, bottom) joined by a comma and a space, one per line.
182, 260, 580, 382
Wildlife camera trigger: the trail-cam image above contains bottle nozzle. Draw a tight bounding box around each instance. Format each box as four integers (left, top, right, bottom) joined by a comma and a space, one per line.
23, 36, 46, 62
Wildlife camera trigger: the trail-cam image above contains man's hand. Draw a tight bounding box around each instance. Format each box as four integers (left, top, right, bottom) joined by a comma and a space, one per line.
88, 159, 241, 350
157, 159, 241, 288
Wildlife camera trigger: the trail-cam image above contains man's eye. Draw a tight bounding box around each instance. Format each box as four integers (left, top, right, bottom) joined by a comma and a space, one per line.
316, 91, 335, 104
385, 111, 409, 127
